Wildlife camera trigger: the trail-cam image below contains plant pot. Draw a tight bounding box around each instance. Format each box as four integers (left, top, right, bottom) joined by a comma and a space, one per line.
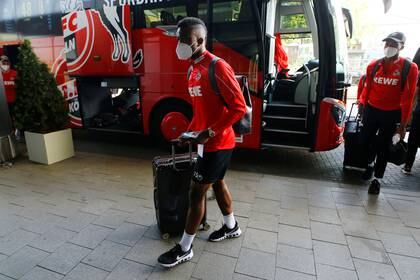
24, 128, 74, 165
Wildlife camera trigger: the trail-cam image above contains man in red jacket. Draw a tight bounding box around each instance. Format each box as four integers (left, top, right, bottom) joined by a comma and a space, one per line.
359, 32, 418, 194
158, 17, 246, 268
0, 56, 17, 108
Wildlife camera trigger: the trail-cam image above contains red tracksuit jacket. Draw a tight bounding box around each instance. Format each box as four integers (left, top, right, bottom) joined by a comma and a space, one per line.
2, 70, 17, 104
359, 58, 418, 124
187, 51, 246, 152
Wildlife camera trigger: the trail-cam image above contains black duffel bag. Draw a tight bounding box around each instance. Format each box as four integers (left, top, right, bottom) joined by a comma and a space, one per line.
388, 140, 408, 166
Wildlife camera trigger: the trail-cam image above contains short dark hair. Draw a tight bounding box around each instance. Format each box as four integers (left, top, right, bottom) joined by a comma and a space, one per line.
177, 17, 207, 34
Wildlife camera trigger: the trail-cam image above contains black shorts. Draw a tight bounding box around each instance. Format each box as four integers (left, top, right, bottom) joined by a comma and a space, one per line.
192, 149, 233, 184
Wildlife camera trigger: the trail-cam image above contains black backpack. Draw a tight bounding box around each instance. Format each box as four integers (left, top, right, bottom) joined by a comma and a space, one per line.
188, 57, 253, 135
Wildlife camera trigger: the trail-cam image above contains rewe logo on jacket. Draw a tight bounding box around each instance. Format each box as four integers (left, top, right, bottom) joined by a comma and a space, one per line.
373, 77, 399, 86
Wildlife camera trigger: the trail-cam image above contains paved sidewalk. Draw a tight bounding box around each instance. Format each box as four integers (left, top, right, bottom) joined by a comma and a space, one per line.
1, 152, 420, 279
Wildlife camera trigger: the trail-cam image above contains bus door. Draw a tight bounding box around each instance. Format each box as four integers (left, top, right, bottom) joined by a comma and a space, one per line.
261, 0, 320, 149
204, 0, 265, 149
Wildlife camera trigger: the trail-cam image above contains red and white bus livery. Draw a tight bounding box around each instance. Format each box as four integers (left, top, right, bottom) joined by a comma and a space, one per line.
0, 0, 352, 152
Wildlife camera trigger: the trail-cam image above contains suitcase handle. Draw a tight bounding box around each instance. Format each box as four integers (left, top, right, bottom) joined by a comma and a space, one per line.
171, 140, 193, 171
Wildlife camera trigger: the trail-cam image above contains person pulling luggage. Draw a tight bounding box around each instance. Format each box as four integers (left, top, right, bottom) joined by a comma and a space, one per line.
402, 47, 420, 174
157, 17, 247, 268
358, 32, 418, 194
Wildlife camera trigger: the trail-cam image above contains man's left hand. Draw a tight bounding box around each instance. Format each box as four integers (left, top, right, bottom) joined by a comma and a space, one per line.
195, 129, 210, 144
396, 125, 407, 139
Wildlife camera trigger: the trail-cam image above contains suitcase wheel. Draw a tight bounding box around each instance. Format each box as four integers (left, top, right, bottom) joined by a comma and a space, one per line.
161, 233, 170, 240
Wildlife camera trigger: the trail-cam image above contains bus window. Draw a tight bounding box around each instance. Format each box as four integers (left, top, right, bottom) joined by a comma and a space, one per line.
201, 0, 261, 89
0, 0, 18, 41
143, 6, 187, 28
16, 0, 62, 38
276, 0, 316, 72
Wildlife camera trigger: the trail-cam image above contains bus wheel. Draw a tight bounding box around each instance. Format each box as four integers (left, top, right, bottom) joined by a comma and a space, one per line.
151, 103, 191, 144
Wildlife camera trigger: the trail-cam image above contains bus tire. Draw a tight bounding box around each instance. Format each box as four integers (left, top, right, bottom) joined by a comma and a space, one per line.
151, 101, 192, 145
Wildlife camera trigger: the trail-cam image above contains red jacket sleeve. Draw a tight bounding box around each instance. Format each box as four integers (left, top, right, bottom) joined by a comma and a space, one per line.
209, 60, 247, 135
400, 62, 419, 124
358, 61, 376, 105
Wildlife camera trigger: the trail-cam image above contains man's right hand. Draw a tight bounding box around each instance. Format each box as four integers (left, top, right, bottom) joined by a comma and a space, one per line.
358, 104, 365, 119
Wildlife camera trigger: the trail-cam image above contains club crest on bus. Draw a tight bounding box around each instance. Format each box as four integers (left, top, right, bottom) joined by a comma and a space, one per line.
62, 10, 95, 73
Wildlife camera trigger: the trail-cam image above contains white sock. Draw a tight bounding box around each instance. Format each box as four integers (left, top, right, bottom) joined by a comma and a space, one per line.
374, 177, 382, 184
179, 231, 195, 252
223, 213, 236, 229
368, 162, 374, 167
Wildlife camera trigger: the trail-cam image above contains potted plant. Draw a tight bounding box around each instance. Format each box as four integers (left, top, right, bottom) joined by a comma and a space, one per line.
13, 40, 74, 165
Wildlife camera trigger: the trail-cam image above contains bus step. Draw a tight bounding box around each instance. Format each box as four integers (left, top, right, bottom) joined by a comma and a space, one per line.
262, 129, 310, 148
262, 115, 307, 131
264, 103, 307, 119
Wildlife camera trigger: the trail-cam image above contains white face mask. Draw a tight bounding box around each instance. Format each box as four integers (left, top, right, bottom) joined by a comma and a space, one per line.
176, 42, 195, 60
0, 64, 9, 72
384, 47, 399, 58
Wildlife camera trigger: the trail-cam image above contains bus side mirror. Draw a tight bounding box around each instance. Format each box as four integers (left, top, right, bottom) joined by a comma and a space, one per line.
342, 8, 353, 39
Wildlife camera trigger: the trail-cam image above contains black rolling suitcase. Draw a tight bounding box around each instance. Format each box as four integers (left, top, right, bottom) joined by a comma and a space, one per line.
152, 142, 209, 239
343, 104, 367, 171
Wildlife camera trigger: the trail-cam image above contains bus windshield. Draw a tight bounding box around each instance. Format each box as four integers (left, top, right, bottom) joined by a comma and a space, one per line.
328, 0, 349, 80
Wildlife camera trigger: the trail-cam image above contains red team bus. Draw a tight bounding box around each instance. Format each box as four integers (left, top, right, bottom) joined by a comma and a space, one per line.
0, 0, 352, 151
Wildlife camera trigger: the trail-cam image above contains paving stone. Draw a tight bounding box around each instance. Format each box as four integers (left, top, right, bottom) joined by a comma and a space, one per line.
410, 228, 420, 245
276, 244, 315, 275
0, 246, 49, 279
278, 208, 310, 228
310, 221, 346, 245
230, 189, 256, 204
346, 236, 390, 263
59, 211, 98, 232
80, 199, 115, 216
105, 222, 147, 246
0, 274, 13, 280
367, 215, 410, 236
39, 243, 91, 275
342, 220, 380, 240
315, 264, 358, 280
125, 237, 174, 266
280, 196, 308, 210
248, 212, 279, 232
277, 224, 312, 249
30, 227, 76, 252
390, 253, 420, 280
21, 266, 64, 280
236, 248, 275, 280
20, 214, 66, 235
275, 268, 315, 280
337, 204, 369, 221
313, 240, 354, 270
204, 231, 244, 258
125, 207, 155, 226
0, 216, 24, 237
332, 192, 363, 206
354, 258, 399, 280
82, 240, 131, 272
309, 207, 341, 225
63, 263, 109, 280
243, 228, 277, 253
378, 231, 420, 258
93, 209, 129, 229
70, 224, 113, 249
193, 251, 237, 280
233, 273, 262, 280
149, 261, 196, 280
252, 198, 282, 215
0, 229, 39, 255
105, 259, 153, 280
